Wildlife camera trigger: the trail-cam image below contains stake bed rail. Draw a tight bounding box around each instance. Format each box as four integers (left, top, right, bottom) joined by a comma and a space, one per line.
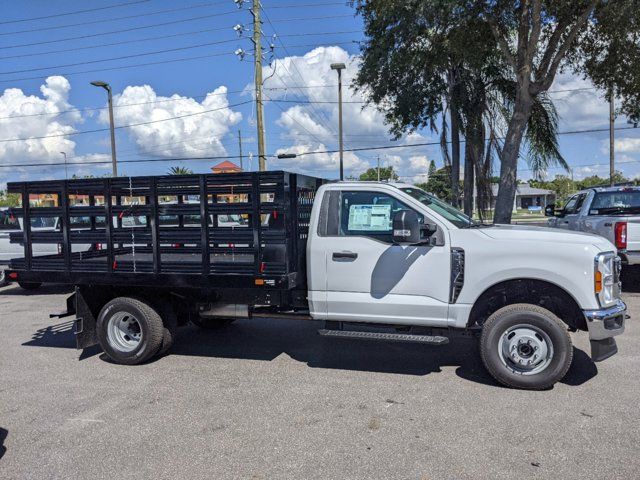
5, 171, 323, 297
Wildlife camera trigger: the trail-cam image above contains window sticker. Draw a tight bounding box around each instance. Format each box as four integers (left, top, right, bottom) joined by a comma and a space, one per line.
348, 204, 391, 231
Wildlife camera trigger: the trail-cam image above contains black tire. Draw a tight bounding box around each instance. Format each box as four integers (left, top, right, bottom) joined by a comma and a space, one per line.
97, 297, 164, 365
480, 303, 573, 390
191, 316, 235, 330
156, 302, 178, 357
18, 282, 42, 290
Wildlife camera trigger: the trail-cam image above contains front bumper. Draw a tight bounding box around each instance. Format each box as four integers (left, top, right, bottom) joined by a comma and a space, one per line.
583, 300, 626, 362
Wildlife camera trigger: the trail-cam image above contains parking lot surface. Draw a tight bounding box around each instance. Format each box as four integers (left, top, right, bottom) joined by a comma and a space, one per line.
0, 283, 639, 480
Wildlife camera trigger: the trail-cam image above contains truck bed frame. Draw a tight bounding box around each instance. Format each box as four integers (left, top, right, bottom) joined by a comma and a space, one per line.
6, 171, 324, 308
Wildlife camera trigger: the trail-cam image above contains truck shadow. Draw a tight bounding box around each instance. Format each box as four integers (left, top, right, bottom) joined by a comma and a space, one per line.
0, 427, 7, 460
22, 320, 101, 360
22, 317, 598, 388
0, 284, 73, 296
168, 318, 597, 389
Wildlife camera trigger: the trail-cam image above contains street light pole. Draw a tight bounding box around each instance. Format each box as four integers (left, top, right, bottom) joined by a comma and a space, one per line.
330, 62, 346, 181
609, 86, 615, 187
60, 152, 68, 179
90, 80, 118, 177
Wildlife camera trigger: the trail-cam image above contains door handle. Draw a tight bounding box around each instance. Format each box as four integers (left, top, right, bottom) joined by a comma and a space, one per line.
332, 251, 358, 261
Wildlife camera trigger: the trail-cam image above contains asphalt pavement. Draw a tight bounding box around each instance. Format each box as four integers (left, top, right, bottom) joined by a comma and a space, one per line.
0, 282, 638, 480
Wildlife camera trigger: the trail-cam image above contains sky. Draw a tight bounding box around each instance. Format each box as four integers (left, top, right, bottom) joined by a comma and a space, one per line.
1, 0, 639, 189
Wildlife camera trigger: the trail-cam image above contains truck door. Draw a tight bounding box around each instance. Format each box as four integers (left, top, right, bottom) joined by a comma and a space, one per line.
310, 188, 450, 326
556, 193, 585, 230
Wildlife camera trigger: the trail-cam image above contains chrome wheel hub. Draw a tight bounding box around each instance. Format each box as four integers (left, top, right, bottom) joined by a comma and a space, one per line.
499, 324, 553, 375
107, 312, 142, 352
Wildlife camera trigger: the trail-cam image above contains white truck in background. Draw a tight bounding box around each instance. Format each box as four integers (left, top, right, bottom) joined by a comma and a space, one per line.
546, 186, 640, 267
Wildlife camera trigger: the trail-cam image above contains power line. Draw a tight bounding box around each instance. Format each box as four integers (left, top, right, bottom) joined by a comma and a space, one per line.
0, 37, 246, 75
0, 2, 228, 36
0, 11, 239, 50
267, 14, 354, 23
5, 125, 636, 169
0, 26, 235, 61
0, 100, 253, 143
0, 0, 150, 25
0, 42, 357, 85
0, 51, 235, 84
267, 2, 351, 8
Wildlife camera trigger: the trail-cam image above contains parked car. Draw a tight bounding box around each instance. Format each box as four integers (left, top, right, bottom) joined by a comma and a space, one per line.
3, 173, 627, 390
1, 210, 60, 288
546, 186, 640, 267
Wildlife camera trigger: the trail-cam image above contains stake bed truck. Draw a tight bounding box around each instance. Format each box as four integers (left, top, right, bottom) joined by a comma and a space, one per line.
2, 172, 627, 389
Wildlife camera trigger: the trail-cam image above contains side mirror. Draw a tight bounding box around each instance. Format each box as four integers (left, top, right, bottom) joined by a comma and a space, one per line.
544, 204, 555, 217
393, 210, 436, 244
393, 210, 420, 244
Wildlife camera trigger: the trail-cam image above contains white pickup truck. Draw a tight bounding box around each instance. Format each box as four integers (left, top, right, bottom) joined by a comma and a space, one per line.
4, 175, 628, 390
546, 186, 640, 267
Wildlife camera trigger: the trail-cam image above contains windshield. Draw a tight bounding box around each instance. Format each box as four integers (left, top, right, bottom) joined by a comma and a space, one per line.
400, 187, 475, 228
590, 190, 640, 215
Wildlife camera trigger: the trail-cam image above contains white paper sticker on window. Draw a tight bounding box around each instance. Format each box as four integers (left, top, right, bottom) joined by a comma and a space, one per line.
348, 204, 391, 231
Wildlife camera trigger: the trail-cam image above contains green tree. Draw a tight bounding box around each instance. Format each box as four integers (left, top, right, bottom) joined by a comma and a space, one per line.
0, 192, 20, 208
359, 166, 398, 181
354, 1, 640, 223
168, 166, 194, 175
417, 166, 453, 202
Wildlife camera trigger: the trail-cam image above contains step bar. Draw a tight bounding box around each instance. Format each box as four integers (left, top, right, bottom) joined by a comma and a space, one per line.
317, 328, 449, 345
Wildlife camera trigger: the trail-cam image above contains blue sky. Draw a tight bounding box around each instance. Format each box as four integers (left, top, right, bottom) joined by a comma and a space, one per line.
1, 0, 639, 188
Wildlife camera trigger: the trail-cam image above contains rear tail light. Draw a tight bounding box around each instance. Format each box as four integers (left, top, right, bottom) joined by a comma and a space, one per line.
615, 222, 627, 249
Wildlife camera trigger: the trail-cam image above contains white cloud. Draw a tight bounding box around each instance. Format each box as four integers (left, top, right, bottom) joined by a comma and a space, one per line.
273, 142, 368, 174
614, 137, 640, 153
260, 46, 436, 180
550, 71, 610, 130
101, 85, 242, 158
0, 76, 80, 167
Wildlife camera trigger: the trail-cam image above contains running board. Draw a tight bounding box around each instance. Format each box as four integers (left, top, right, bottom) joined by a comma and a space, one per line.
317, 329, 449, 345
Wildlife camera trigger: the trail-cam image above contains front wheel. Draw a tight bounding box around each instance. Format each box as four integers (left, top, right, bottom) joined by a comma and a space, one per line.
480, 304, 573, 390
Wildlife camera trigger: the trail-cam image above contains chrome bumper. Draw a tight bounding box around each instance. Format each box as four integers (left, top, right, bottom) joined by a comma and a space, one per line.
583, 300, 626, 341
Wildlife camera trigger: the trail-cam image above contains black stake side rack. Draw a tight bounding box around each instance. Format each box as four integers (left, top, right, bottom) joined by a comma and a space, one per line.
5, 171, 324, 291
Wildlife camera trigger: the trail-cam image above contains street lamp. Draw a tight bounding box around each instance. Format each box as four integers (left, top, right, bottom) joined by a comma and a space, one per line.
330, 62, 346, 181
90, 80, 118, 177
60, 151, 67, 180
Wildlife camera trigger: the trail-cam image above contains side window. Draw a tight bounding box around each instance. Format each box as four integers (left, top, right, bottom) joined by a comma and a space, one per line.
563, 195, 579, 214
0, 211, 19, 230
338, 191, 423, 242
564, 193, 586, 215
574, 194, 586, 213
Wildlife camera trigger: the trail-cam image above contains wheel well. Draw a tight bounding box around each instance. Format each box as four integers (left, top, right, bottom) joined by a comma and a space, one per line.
468, 279, 586, 331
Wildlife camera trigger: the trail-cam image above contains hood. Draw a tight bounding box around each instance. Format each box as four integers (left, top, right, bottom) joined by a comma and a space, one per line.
480, 224, 615, 251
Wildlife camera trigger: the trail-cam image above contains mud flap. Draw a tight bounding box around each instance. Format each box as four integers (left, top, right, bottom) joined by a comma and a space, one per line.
74, 286, 100, 350
590, 337, 618, 362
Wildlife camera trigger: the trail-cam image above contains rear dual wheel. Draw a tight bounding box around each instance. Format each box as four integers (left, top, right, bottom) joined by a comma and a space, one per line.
97, 297, 165, 365
480, 304, 573, 390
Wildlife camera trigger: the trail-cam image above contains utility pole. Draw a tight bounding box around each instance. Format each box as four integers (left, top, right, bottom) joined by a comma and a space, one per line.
609, 87, 615, 187
377, 155, 380, 181
238, 129, 244, 170
251, 0, 266, 171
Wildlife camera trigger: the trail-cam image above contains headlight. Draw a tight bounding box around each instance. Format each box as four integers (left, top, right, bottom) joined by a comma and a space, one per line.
595, 252, 617, 307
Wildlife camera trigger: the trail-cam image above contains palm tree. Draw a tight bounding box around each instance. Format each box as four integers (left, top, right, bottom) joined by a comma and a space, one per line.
168, 166, 194, 175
